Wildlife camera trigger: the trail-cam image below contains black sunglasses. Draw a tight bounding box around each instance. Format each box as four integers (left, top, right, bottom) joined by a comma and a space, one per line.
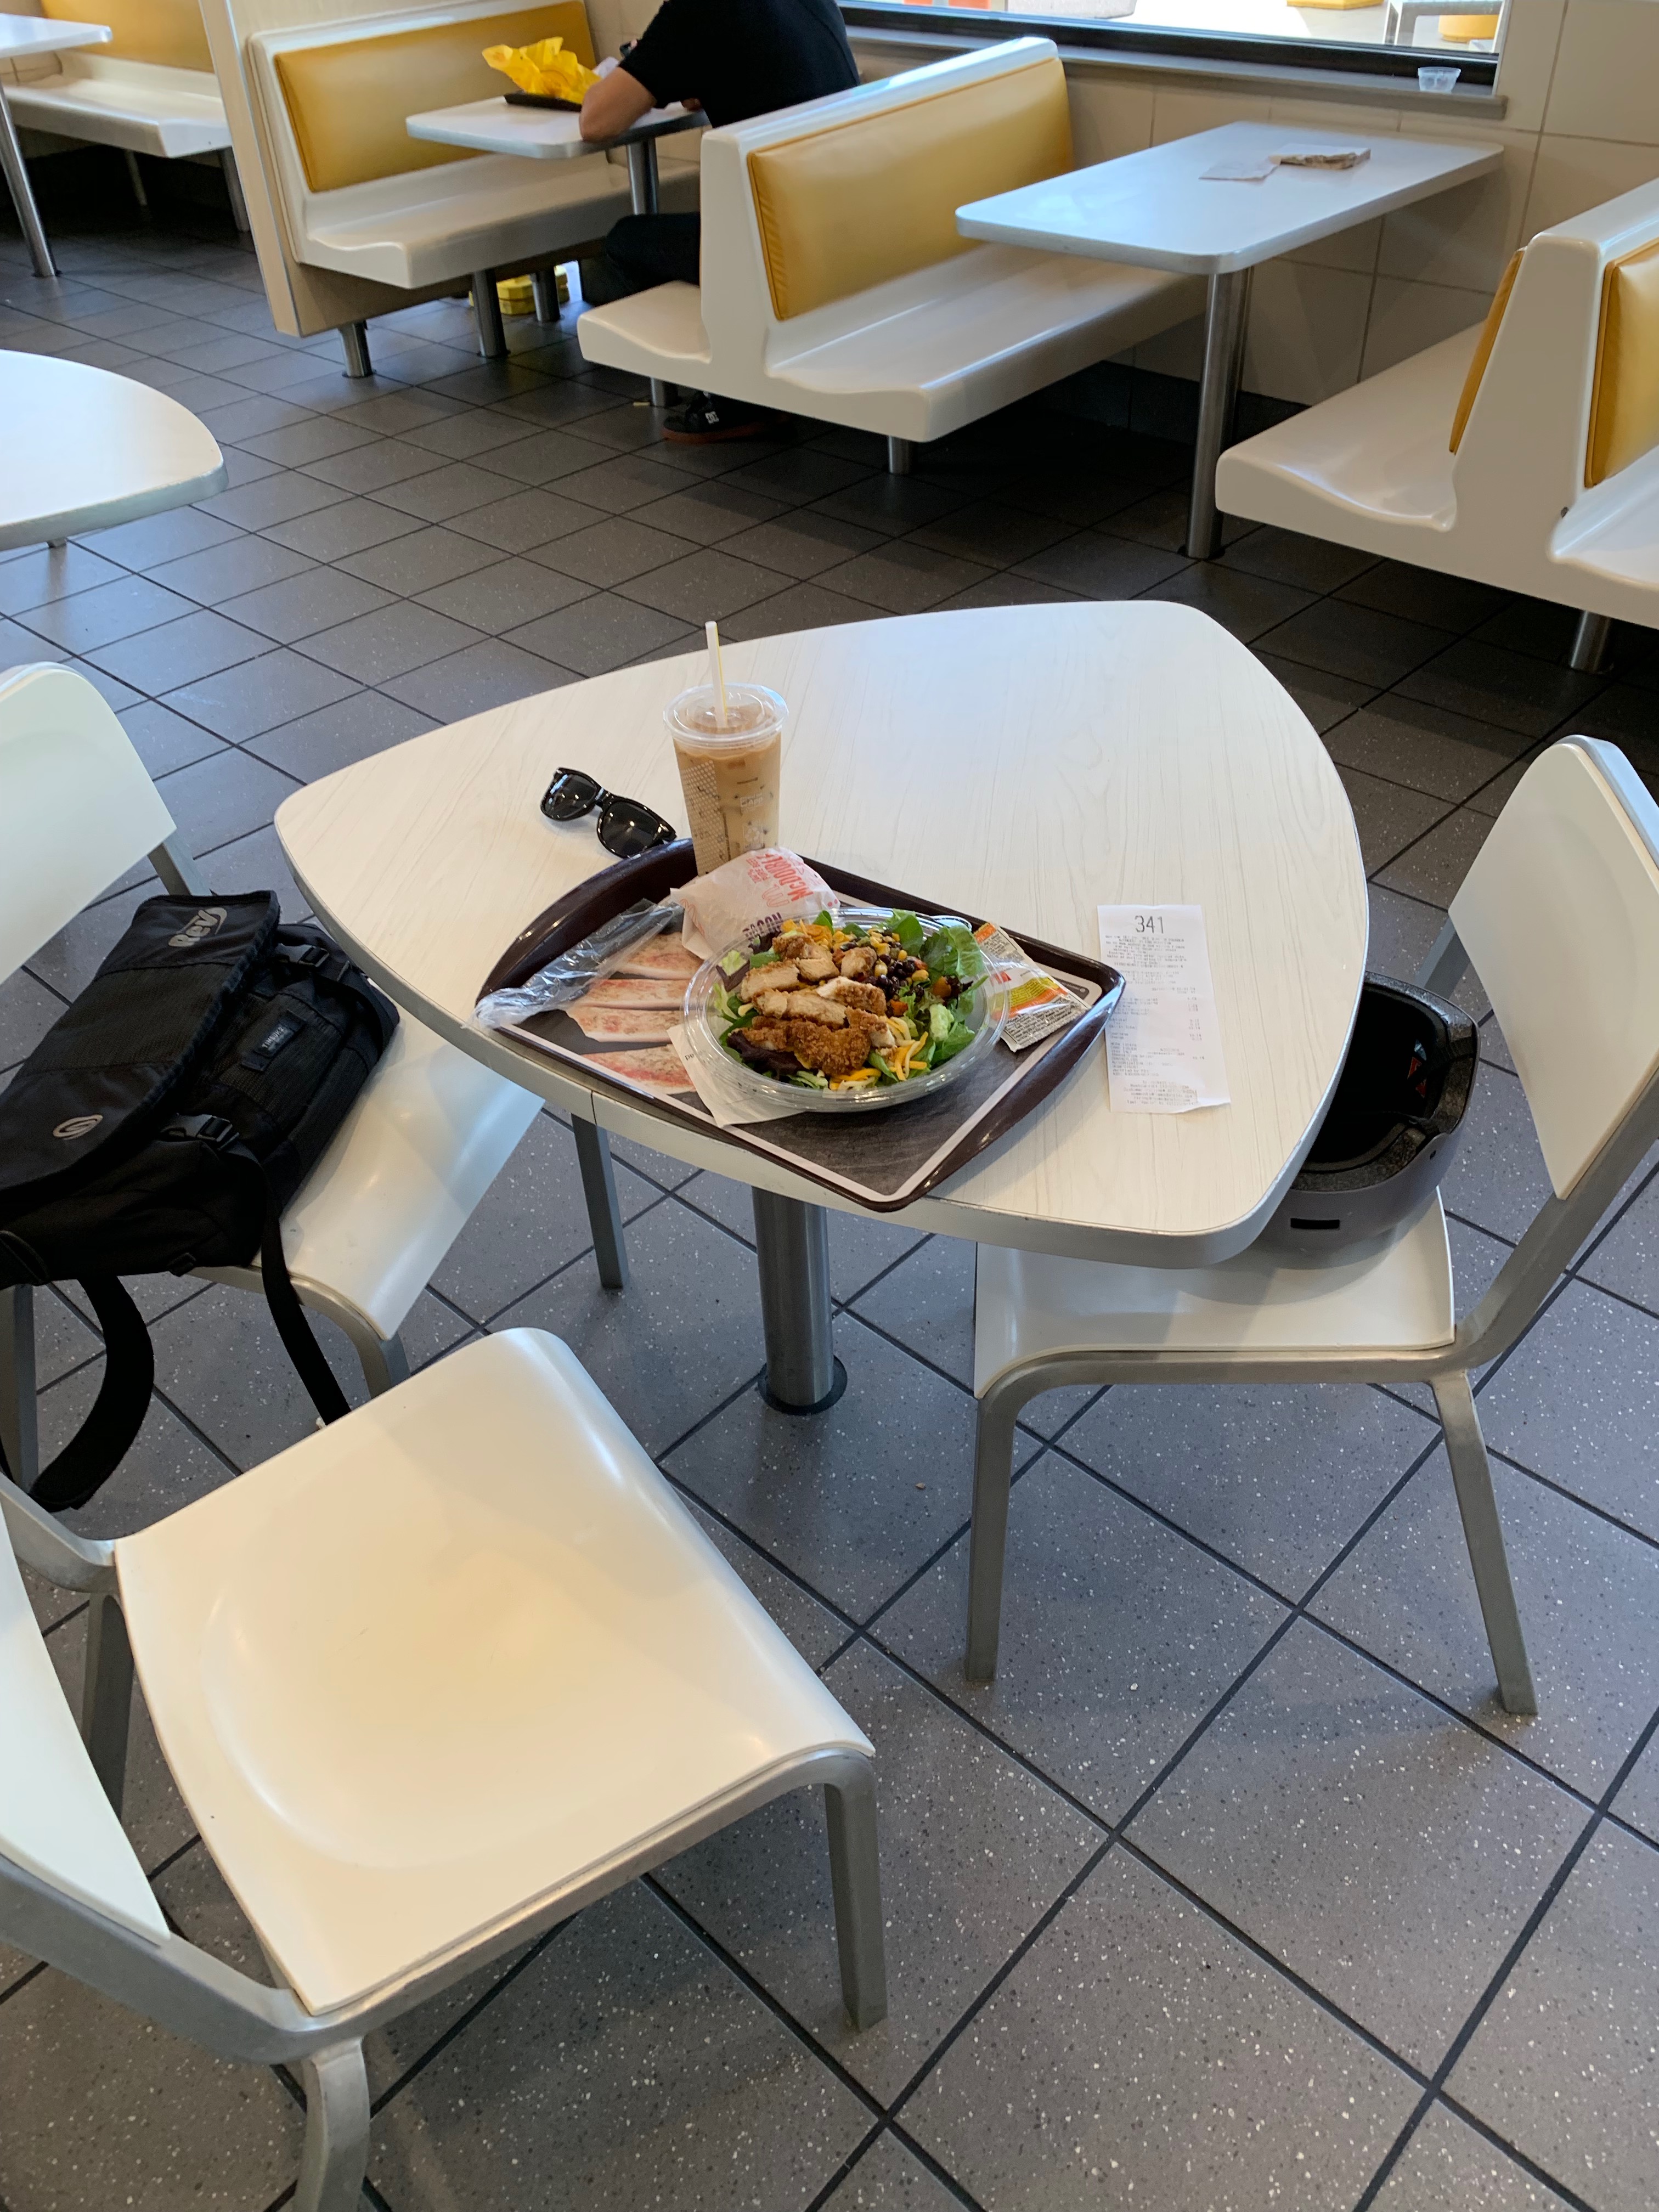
540, 768, 676, 860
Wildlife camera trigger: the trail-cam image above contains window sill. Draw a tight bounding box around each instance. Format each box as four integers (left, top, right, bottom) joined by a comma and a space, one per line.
847, 22, 1509, 118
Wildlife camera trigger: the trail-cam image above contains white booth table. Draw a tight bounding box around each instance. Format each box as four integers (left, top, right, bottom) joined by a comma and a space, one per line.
0, 11, 111, 277
274, 603, 1368, 1410
406, 97, 701, 398
0, 352, 226, 550
958, 121, 1500, 560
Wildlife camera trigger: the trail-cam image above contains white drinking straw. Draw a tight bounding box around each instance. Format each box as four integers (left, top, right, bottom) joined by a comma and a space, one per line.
706, 618, 729, 730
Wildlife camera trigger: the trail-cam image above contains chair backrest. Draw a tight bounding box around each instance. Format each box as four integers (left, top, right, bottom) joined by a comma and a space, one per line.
1449, 178, 1659, 535
1451, 737, 1659, 1199
39, 0, 214, 72
260, 0, 592, 194
698, 39, 1070, 341
0, 664, 174, 986
0, 1531, 166, 1945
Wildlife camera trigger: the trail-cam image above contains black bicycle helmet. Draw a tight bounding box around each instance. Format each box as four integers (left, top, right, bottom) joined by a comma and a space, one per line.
1262, 974, 1478, 1256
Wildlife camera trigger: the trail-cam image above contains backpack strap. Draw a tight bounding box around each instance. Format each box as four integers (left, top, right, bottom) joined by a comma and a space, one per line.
259, 1201, 350, 1426
26, 1277, 156, 1515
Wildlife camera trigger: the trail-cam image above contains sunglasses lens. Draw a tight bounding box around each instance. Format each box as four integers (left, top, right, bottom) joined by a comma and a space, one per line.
597, 798, 676, 860
541, 768, 602, 822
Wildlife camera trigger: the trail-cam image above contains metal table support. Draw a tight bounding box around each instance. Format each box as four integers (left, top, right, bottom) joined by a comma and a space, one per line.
1186, 266, 1254, 561
0, 87, 56, 278
625, 138, 671, 409
752, 1190, 846, 1414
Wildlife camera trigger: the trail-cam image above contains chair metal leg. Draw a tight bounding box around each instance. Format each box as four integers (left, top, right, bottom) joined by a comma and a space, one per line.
296, 2044, 370, 2212
531, 267, 558, 323
824, 1765, 887, 2030
351, 1328, 409, 1398
573, 1118, 628, 1291
964, 1383, 1023, 1683
123, 148, 149, 209
0, 1282, 38, 1489
1568, 610, 1613, 674
471, 270, 507, 360
886, 435, 913, 476
1432, 1370, 1538, 1716
340, 321, 372, 379
81, 1592, 134, 1816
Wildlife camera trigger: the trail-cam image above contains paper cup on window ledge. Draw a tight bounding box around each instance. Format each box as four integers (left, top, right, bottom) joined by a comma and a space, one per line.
1418, 66, 1462, 91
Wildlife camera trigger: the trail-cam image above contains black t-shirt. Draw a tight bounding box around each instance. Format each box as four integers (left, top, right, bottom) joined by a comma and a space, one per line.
622, 0, 859, 131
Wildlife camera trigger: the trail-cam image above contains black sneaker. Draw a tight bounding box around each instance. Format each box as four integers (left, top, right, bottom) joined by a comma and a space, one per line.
662, 393, 767, 443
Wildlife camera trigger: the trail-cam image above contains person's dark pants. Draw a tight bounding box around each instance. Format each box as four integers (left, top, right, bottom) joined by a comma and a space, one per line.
580, 212, 701, 305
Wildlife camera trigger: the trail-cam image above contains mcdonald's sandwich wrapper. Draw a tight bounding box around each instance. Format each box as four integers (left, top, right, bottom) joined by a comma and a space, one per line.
482, 35, 600, 100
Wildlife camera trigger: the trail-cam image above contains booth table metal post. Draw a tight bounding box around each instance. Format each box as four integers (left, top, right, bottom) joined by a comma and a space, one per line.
624, 136, 672, 409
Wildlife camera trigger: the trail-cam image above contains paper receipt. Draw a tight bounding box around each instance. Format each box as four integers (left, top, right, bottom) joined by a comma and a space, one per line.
1097, 904, 1230, 1114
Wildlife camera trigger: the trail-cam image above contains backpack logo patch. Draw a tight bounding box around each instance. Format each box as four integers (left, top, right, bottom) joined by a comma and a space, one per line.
53, 1114, 104, 1141
168, 905, 228, 950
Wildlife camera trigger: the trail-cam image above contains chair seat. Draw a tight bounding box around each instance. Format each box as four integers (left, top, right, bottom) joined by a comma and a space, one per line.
8, 74, 230, 158
194, 1016, 540, 1342
582, 247, 1205, 442
1215, 326, 1475, 556
300, 154, 698, 291
114, 1329, 870, 2016
974, 1194, 1455, 1394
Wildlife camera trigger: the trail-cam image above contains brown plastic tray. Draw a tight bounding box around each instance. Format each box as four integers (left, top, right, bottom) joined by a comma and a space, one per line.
480, 841, 1125, 1212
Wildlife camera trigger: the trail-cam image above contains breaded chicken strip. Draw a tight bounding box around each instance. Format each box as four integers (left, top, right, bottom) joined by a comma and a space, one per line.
741, 962, 797, 1001
788, 1021, 872, 1078
783, 991, 847, 1025
819, 978, 886, 1014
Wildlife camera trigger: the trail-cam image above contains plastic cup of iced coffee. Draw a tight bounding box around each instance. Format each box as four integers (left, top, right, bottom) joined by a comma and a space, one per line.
666, 682, 786, 876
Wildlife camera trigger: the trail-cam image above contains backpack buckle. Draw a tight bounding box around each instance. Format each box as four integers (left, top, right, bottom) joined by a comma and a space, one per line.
162, 1114, 239, 1150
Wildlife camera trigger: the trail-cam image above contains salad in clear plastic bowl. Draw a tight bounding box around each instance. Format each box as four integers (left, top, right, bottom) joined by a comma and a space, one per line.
684, 905, 1006, 1114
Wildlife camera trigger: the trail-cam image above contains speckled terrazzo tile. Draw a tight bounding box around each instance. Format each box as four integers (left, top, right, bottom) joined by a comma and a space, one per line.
1479, 1280, 1659, 1542
664, 1314, 984, 1621
906, 1847, 1419, 2212
1373, 2103, 1573, 2209
1314, 1449, 1659, 1798
819, 2134, 963, 2210
1612, 1728, 1659, 1847
368, 1882, 871, 2211
1439, 1064, 1553, 1243
491, 1198, 767, 1457
680, 1497, 849, 1668
1131, 1620, 1584, 2070
657, 1640, 1098, 2099
1450, 1823, 1659, 2212
1062, 1380, 1435, 1597
37, 1360, 235, 1538
0, 1917, 302, 2212
40, 1606, 195, 1874
879, 1452, 1285, 1822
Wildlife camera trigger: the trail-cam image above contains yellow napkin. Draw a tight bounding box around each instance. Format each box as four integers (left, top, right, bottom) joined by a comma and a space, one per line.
483, 36, 600, 101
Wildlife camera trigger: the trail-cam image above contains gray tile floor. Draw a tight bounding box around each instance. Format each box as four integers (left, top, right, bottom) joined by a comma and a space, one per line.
3, 199, 1659, 2212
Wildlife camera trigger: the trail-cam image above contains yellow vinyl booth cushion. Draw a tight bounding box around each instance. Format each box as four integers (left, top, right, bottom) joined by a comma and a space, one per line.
39, 0, 213, 72
1586, 236, 1659, 488
747, 58, 1072, 323
1449, 246, 1520, 454
274, 2, 594, 194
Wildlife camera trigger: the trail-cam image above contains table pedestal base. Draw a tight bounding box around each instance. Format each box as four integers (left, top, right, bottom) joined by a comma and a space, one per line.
753, 1189, 846, 1414
1187, 266, 1254, 560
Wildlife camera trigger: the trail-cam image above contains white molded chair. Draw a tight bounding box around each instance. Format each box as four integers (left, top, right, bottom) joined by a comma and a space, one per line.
0, 1328, 885, 2211
1214, 178, 1659, 665
0, 662, 627, 1493
966, 736, 1659, 1712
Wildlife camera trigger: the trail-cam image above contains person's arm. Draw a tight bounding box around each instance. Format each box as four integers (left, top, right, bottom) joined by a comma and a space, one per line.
579, 64, 655, 142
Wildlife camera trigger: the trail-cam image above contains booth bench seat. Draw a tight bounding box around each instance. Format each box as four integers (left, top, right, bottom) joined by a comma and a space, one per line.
578, 40, 1204, 466
1216, 177, 1659, 662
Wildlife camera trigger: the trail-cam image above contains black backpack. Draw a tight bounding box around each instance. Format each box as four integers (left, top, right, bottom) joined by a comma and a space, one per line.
0, 891, 398, 1512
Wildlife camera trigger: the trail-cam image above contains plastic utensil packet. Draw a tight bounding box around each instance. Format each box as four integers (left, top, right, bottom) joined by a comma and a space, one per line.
669, 848, 838, 959
474, 899, 675, 1029
972, 921, 1086, 1052
482, 35, 599, 100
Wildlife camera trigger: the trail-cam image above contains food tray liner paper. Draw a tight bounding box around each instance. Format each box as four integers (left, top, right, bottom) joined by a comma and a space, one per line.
481, 843, 1124, 1213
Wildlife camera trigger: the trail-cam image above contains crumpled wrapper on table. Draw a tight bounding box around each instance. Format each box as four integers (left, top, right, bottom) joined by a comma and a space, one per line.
482, 36, 600, 100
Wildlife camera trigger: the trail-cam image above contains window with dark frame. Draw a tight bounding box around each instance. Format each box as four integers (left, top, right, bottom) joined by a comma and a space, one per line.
841, 1, 1505, 88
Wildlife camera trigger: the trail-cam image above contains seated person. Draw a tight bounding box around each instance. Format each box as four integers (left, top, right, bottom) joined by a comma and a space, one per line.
579, 0, 859, 441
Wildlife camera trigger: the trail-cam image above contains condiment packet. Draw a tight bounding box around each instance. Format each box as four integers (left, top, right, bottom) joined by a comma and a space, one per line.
670, 849, 838, 960
972, 922, 1086, 1052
